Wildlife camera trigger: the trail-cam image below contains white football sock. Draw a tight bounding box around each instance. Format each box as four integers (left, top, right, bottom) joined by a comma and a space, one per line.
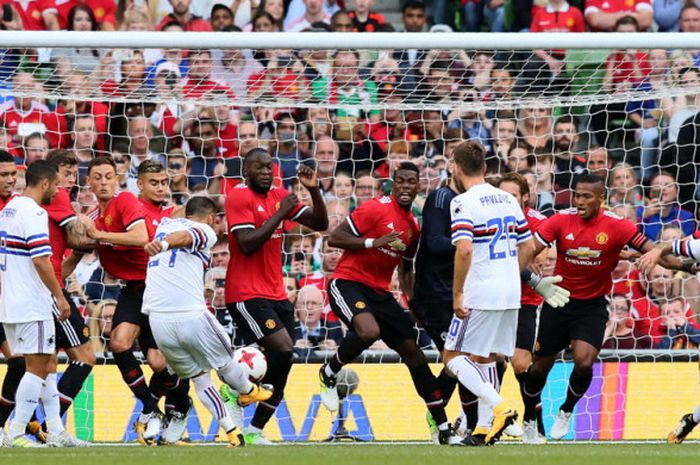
8, 372, 44, 439
218, 360, 253, 394
693, 405, 700, 423
41, 373, 64, 434
447, 356, 502, 411
476, 362, 498, 428
192, 373, 235, 433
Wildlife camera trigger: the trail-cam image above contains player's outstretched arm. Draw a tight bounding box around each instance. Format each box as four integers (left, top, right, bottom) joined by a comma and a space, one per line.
638, 239, 698, 275
328, 219, 401, 251
84, 217, 149, 247
294, 165, 329, 232
65, 217, 97, 251
33, 255, 70, 321
144, 230, 194, 256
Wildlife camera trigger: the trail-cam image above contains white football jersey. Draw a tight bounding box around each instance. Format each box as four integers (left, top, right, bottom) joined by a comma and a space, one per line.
450, 183, 531, 310
0, 196, 54, 323
143, 217, 217, 315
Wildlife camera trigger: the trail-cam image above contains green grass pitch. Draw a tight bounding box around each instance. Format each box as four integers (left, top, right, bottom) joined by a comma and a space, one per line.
2, 443, 700, 465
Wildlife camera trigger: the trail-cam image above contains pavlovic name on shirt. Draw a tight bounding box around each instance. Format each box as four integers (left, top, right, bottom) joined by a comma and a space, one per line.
479, 193, 511, 206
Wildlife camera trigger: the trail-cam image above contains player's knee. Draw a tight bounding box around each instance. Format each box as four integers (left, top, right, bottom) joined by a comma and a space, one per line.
355, 325, 380, 343
400, 346, 426, 369
511, 353, 531, 374
147, 351, 167, 373
72, 344, 96, 367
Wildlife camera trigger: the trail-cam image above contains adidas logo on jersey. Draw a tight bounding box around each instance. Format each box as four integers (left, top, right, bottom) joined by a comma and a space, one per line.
386, 222, 394, 230
257, 205, 265, 212
565, 233, 575, 240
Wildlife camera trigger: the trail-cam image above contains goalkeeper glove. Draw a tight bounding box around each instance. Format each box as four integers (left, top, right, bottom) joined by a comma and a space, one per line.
526, 274, 570, 308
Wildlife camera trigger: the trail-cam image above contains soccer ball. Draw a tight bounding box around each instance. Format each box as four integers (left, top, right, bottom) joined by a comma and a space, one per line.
233, 347, 267, 383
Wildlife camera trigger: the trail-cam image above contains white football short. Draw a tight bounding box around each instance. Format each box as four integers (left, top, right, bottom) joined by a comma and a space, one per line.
444, 309, 518, 357
3, 320, 56, 355
150, 311, 234, 379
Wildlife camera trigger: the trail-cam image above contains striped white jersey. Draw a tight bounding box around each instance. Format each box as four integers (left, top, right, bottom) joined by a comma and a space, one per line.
0, 196, 54, 323
143, 217, 217, 315
450, 183, 531, 310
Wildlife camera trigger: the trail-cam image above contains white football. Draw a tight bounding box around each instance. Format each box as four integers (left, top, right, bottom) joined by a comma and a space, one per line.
233, 347, 267, 383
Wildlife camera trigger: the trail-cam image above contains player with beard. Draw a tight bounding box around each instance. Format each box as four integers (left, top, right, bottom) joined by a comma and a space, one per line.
319, 162, 463, 446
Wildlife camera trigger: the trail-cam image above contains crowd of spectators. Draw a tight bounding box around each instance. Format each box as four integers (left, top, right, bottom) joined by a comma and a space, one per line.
1, 0, 700, 356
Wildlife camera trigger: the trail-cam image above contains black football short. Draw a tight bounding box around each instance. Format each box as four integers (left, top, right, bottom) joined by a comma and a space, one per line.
515, 304, 540, 352
535, 297, 608, 356
0, 324, 5, 347
328, 278, 416, 348
52, 289, 90, 350
227, 298, 295, 345
113, 280, 157, 351
410, 300, 453, 352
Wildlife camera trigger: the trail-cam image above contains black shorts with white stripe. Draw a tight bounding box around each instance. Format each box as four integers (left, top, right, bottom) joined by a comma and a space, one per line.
226, 298, 295, 345
53, 289, 90, 350
328, 278, 416, 347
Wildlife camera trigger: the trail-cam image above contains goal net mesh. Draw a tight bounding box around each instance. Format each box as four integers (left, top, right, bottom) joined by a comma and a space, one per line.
1, 39, 699, 443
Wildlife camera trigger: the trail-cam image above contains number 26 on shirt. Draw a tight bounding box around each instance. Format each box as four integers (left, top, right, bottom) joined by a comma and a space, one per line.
487, 216, 517, 260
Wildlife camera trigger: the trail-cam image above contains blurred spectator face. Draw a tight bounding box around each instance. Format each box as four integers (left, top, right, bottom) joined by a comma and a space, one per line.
24, 136, 49, 163
615, 21, 637, 33
264, 0, 285, 22
444, 138, 463, 158
211, 7, 234, 31
649, 265, 674, 297
98, 301, 117, 338
170, 0, 192, 15
491, 68, 514, 97
253, 13, 275, 31
122, 52, 146, 82
402, 5, 426, 32
309, 107, 332, 139
660, 225, 682, 243
326, 200, 349, 232
650, 173, 678, 204
507, 147, 530, 172
212, 276, 226, 308
355, 174, 377, 205
534, 156, 553, 183
587, 147, 610, 179
295, 285, 324, 328
331, 11, 353, 31
72, 8, 94, 31
88, 163, 119, 202
333, 52, 359, 87
611, 165, 637, 192
522, 107, 551, 126
238, 122, 260, 155
13, 73, 38, 111
355, 0, 373, 14
544, 247, 557, 276
124, 10, 150, 31
681, 6, 700, 32
608, 295, 633, 327
112, 151, 130, 176
276, 117, 297, 145
493, 119, 516, 146
553, 121, 578, 153
167, 154, 186, 184
428, 69, 454, 99
283, 276, 298, 303
191, 121, 218, 153
612, 204, 637, 224
77, 184, 97, 212
388, 143, 410, 174
13, 171, 25, 195
419, 159, 441, 194
333, 173, 353, 200
682, 68, 700, 86
303, 0, 323, 15
211, 242, 230, 268
322, 241, 343, 272
189, 51, 213, 81
128, 117, 153, 155
314, 137, 338, 177
73, 116, 97, 150
647, 49, 668, 74
470, 52, 494, 75
661, 299, 687, 326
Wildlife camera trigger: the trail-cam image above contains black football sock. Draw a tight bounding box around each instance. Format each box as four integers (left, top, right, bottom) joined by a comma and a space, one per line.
162, 374, 191, 415
458, 385, 479, 431
560, 366, 593, 413
407, 364, 448, 428
113, 350, 158, 414
329, 331, 372, 374
496, 360, 507, 389
436, 368, 458, 405
250, 351, 293, 430
57, 360, 93, 416
523, 367, 547, 423
0, 357, 25, 427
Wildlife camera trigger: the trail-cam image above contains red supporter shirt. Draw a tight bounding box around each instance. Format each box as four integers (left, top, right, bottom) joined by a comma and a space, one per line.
332, 195, 420, 293
247, 70, 302, 101
156, 14, 212, 31
182, 78, 236, 100
584, 0, 652, 31
38, 0, 117, 29
44, 187, 76, 286
535, 208, 648, 300
530, 2, 585, 32
521, 207, 547, 307
89, 192, 148, 281
348, 11, 385, 32
0, 101, 67, 148
225, 184, 308, 302
3, 0, 45, 30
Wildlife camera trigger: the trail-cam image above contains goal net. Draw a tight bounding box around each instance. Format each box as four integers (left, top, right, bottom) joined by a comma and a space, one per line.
0, 31, 699, 443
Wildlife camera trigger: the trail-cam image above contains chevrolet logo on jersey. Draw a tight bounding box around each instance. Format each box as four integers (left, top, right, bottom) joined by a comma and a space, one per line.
565, 247, 602, 259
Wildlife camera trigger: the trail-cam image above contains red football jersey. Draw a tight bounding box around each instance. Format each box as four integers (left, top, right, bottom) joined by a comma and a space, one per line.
38, 0, 116, 29
140, 198, 176, 239
521, 207, 547, 307
2, 0, 45, 30
535, 208, 648, 300
332, 195, 420, 293
530, 3, 585, 32
0, 101, 67, 148
44, 187, 76, 286
89, 192, 148, 281
584, 0, 652, 31
225, 184, 307, 302
182, 79, 236, 100
0, 193, 17, 210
